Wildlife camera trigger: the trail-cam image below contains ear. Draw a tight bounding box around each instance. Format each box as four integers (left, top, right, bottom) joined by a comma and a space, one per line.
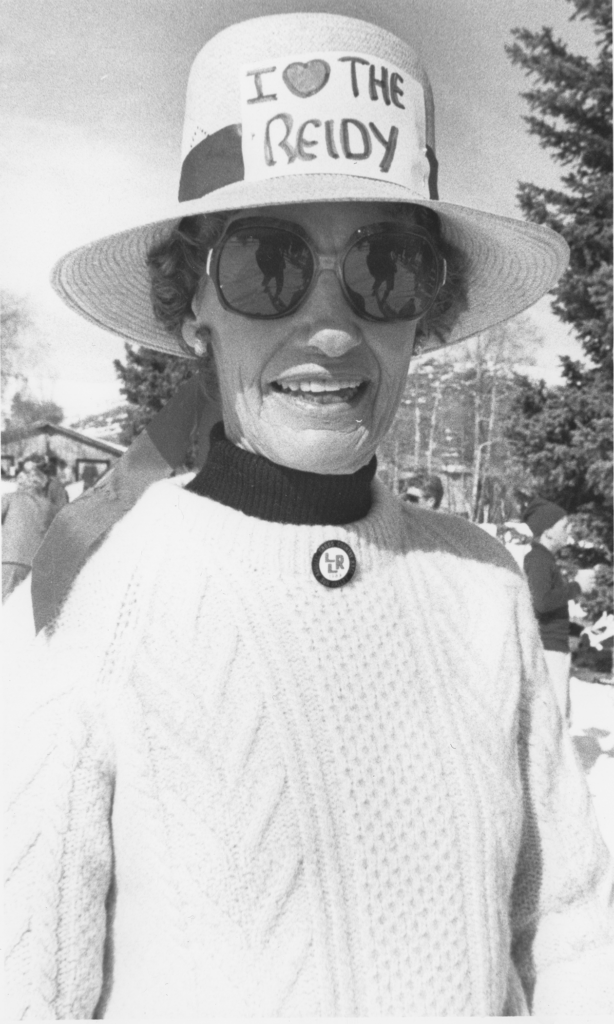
181, 318, 211, 358
181, 275, 210, 354
181, 314, 199, 354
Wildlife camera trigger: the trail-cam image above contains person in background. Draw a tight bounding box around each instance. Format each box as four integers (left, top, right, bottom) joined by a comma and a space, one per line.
43, 456, 69, 515
1, 455, 60, 601
400, 470, 444, 510
80, 463, 101, 491
522, 497, 594, 721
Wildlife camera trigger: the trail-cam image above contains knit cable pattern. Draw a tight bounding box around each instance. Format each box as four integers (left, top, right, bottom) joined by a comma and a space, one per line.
5, 477, 614, 1017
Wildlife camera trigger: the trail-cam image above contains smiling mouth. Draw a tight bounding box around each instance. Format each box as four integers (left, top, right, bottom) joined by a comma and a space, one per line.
270, 380, 367, 405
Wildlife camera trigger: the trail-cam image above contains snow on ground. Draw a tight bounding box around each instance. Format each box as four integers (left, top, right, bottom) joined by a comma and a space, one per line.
570, 675, 614, 857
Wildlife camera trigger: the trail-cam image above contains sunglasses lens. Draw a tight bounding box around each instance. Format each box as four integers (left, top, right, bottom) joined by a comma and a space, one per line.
217, 226, 314, 317
343, 231, 441, 321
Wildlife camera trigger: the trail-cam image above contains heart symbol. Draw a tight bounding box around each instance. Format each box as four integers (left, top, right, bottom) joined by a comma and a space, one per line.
282, 60, 331, 98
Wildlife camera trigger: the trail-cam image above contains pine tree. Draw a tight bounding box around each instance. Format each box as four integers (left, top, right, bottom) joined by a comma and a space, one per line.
504, 0, 613, 618
1, 392, 64, 444
113, 344, 196, 445
506, 0, 612, 369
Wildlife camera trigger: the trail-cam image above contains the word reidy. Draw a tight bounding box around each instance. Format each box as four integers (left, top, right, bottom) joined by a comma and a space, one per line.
240, 51, 430, 192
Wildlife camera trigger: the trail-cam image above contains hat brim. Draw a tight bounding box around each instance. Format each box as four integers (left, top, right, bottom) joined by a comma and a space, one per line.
51, 173, 569, 356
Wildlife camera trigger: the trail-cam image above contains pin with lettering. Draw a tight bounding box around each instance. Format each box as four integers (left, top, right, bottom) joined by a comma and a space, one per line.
312, 540, 357, 588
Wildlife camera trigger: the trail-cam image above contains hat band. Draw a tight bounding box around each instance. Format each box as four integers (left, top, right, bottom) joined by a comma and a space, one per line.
178, 125, 439, 203
179, 126, 244, 202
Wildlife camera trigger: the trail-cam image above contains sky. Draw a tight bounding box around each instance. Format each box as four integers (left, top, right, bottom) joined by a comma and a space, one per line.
1, 0, 597, 422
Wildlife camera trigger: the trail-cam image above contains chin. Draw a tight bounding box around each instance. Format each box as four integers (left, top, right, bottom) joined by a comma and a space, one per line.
264, 427, 376, 475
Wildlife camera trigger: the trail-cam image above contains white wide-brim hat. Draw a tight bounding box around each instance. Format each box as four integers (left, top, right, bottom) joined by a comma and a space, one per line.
52, 12, 569, 357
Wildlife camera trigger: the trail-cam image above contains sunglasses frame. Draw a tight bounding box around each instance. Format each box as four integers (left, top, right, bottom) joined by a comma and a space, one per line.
205, 216, 447, 323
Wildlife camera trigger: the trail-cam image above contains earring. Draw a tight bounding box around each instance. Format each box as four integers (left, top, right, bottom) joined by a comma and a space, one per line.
194, 326, 211, 358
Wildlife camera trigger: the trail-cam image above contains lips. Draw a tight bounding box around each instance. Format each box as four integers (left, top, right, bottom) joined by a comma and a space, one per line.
270, 378, 366, 404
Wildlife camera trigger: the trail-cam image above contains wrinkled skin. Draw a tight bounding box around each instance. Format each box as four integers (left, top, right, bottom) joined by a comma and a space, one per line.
182, 201, 421, 474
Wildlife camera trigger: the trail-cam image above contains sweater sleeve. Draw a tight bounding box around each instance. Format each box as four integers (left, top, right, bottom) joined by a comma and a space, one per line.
523, 546, 581, 613
5, 652, 115, 1019
509, 581, 614, 1014
4, 485, 168, 1019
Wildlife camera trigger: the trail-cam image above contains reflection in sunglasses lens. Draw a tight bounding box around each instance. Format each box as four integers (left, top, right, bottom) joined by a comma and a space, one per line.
216, 224, 439, 321
219, 229, 313, 316
344, 233, 437, 321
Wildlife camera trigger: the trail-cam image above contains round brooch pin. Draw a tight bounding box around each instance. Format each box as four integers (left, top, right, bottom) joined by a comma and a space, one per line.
312, 540, 356, 588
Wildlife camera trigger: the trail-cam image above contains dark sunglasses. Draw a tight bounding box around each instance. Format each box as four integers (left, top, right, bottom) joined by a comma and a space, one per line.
205, 217, 447, 322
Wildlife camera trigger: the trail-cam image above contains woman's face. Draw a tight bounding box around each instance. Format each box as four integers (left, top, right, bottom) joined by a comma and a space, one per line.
184, 201, 422, 474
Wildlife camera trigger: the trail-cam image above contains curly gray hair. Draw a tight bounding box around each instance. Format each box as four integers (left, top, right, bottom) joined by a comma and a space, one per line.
146, 205, 468, 396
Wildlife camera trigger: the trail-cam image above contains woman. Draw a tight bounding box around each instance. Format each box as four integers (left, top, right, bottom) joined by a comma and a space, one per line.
1, 455, 63, 601
6, 13, 613, 1018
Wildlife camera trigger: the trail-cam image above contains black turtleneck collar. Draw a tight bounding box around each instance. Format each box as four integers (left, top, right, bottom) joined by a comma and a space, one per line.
186, 422, 376, 526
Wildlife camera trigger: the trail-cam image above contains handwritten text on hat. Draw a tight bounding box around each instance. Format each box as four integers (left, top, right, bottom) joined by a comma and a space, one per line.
240, 51, 430, 194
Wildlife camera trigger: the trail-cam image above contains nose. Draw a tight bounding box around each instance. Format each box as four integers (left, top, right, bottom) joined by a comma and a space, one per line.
296, 268, 363, 357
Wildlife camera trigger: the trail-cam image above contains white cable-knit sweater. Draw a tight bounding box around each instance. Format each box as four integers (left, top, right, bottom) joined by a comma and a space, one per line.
5, 477, 614, 1018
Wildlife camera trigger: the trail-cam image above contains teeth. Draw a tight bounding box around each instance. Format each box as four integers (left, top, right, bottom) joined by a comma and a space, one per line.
277, 380, 362, 393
